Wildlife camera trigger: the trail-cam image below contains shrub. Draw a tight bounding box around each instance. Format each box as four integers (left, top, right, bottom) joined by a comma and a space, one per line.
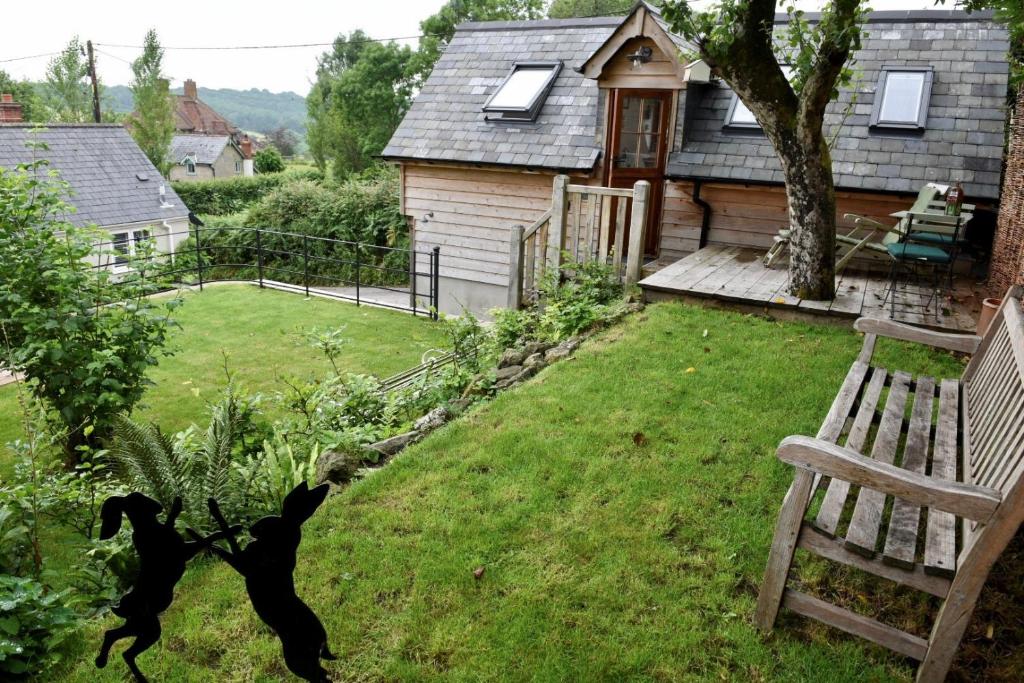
0, 575, 77, 676
254, 147, 285, 174
0, 159, 177, 462
171, 168, 322, 215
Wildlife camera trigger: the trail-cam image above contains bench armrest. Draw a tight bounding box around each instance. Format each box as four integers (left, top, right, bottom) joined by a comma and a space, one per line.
854, 318, 981, 354
777, 435, 1000, 522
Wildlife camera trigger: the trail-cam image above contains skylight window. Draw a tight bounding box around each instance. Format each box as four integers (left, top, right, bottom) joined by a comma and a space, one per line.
725, 66, 793, 129
870, 68, 933, 130
483, 61, 562, 122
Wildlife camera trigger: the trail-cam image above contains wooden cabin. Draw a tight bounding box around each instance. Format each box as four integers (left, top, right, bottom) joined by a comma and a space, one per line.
382, 2, 1010, 315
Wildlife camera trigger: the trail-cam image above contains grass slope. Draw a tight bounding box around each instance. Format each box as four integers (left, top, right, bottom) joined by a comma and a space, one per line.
0, 284, 445, 476
57, 301, 995, 682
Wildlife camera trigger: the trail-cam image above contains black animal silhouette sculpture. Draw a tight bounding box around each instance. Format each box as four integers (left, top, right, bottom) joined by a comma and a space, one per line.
201, 482, 335, 682
95, 492, 241, 683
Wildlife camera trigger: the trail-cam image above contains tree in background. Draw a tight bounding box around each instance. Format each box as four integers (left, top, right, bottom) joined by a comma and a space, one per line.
0, 70, 45, 122
42, 37, 92, 123
129, 30, 175, 175
547, 0, 636, 19
266, 126, 298, 157
254, 146, 285, 174
306, 31, 415, 178
408, 0, 545, 86
662, 0, 866, 300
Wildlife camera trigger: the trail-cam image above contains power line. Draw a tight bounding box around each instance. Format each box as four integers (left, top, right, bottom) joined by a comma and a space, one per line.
0, 50, 61, 64
93, 48, 132, 65
94, 34, 430, 51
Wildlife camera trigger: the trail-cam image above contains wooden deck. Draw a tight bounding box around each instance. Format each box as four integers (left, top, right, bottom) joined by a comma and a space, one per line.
638, 245, 978, 331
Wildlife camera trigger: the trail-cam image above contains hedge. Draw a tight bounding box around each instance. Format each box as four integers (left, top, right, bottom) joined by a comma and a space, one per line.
171, 168, 323, 215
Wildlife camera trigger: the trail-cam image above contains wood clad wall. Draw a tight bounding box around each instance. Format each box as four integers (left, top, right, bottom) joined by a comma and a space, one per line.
402, 164, 558, 286
660, 180, 939, 255
598, 38, 684, 91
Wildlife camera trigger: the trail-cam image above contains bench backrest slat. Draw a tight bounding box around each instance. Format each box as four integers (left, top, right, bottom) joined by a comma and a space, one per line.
961, 291, 1024, 551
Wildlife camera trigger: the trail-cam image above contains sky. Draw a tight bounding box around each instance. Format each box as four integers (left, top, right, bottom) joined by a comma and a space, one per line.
0, 0, 957, 95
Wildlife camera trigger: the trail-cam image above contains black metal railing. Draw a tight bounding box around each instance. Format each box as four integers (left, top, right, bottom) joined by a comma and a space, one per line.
89, 225, 440, 319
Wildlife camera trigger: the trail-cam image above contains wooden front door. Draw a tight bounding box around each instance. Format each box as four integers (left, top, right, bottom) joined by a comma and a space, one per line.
605, 89, 671, 256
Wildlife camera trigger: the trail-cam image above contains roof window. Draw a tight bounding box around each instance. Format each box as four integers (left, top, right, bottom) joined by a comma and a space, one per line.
724, 66, 793, 129
870, 67, 932, 130
483, 61, 562, 122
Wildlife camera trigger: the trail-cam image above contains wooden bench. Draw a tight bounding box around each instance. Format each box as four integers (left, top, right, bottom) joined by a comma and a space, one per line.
755, 286, 1024, 682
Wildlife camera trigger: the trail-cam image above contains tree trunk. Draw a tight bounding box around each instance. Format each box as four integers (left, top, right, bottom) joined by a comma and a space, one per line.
778, 136, 837, 301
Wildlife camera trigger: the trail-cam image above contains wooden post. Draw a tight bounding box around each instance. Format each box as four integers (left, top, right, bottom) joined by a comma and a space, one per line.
625, 180, 650, 285
548, 175, 569, 273
507, 224, 525, 310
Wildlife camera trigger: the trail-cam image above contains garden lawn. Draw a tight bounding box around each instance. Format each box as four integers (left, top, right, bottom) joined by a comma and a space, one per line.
53, 300, 1022, 682
0, 284, 446, 476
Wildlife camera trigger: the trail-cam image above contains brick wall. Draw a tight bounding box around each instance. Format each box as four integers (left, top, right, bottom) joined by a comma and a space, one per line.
990, 88, 1024, 297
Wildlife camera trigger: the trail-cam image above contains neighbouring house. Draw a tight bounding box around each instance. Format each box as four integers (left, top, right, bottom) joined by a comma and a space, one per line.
169, 133, 254, 181
382, 2, 1011, 314
174, 79, 240, 140
0, 113, 191, 268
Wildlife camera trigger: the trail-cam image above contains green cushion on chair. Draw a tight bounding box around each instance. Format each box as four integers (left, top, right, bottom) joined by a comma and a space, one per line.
909, 231, 956, 245
887, 242, 952, 263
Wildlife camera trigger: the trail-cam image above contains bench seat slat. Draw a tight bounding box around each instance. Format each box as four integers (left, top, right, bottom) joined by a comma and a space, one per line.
882, 376, 936, 569
924, 379, 960, 578
845, 371, 912, 556
813, 367, 887, 536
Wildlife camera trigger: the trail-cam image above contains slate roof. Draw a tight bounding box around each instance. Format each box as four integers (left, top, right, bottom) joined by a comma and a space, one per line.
384, 8, 1010, 200
171, 134, 233, 165
381, 17, 620, 170
670, 10, 1011, 200
0, 124, 190, 227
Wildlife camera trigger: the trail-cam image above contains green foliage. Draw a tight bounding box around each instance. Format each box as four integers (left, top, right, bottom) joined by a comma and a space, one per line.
307, 31, 416, 177
170, 168, 321, 215
0, 158, 176, 460
0, 575, 77, 676
409, 0, 545, 85
305, 326, 348, 375
266, 127, 299, 157
0, 70, 46, 123
490, 307, 540, 349
254, 146, 285, 174
547, 0, 636, 19
105, 385, 266, 530
236, 435, 320, 517
42, 37, 93, 123
129, 30, 175, 175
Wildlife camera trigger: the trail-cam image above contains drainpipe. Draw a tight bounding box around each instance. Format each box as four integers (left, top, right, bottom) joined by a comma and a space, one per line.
692, 179, 712, 249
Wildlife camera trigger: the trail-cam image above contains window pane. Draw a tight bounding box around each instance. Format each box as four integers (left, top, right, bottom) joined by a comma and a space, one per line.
879, 72, 924, 123
617, 132, 639, 168
730, 99, 757, 125
487, 67, 555, 109
113, 233, 130, 265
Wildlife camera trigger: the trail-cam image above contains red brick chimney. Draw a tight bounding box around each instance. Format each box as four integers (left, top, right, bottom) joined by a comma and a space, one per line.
0, 94, 23, 123
183, 79, 198, 100
239, 135, 253, 159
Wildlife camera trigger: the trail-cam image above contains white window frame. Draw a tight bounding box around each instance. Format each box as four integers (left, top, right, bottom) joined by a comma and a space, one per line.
110, 229, 154, 270
483, 61, 562, 123
870, 67, 933, 130
184, 156, 197, 175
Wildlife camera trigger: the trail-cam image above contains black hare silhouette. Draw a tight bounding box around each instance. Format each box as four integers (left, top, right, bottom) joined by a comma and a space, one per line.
95, 492, 240, 683
202, 482, 335, 683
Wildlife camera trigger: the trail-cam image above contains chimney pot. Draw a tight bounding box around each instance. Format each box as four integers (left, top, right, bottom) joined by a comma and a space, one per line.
183, 79, 198, 100
239, 135, 253, 160
1, 94, 12, 103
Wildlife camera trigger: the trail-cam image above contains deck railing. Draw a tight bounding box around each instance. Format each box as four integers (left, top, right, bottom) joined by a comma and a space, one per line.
508, 175, 649, 309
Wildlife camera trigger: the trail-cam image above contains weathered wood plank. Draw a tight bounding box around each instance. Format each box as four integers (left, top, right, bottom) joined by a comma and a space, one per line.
814, 366, 888, 536
781, 589, 929, 660
924, 379, 960, 578
853, 318, 982, 354
882, 376, 936, 569
799, 525, 950, 597
845, 371, 912, 556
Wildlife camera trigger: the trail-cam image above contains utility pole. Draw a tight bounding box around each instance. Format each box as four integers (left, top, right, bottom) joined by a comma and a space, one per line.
86, 40, 101, 123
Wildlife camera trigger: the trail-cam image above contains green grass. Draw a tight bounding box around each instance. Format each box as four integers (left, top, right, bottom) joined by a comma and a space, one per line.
0, 284, 446, 478
53, 301, 1003, 682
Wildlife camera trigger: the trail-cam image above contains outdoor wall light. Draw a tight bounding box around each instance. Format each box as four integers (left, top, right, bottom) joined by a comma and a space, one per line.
628, 46, 653, 70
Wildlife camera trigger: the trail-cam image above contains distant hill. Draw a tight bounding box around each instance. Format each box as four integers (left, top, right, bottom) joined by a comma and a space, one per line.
103, 84, 308, 136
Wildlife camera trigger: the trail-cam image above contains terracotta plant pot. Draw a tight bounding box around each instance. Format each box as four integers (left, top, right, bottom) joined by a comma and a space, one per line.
977, 297, 1001, 336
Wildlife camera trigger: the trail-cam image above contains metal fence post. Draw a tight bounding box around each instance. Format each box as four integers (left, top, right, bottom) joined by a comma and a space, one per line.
195, 225, 204, 291
303, 233, 310, 297
355, 244, 361, 307
255, 227, 264, 288
432, 246, 440, 321
410, 248, 418, 316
